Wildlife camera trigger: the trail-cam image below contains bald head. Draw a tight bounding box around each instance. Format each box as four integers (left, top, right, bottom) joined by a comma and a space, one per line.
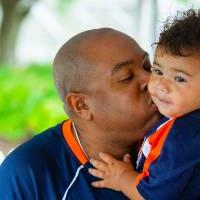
53, 28, 139, 112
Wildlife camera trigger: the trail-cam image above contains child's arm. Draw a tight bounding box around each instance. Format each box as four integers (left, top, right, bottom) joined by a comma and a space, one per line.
89, 152, 144, 200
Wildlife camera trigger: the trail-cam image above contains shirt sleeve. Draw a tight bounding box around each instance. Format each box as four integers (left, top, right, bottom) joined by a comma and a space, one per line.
137, 120, 200, 200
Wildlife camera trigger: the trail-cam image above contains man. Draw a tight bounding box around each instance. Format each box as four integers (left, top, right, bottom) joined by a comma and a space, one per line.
0, 28, 160, 199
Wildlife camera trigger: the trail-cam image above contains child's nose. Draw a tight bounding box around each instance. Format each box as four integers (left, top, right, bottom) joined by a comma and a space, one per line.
155, 81, 169, 97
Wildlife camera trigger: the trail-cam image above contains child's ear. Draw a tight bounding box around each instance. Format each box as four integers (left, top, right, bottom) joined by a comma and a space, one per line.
66, 92, 92, 120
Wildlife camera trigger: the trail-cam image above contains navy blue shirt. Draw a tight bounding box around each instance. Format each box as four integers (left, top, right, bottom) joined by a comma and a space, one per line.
0, 120, 128, 200
136, 109, 200, 200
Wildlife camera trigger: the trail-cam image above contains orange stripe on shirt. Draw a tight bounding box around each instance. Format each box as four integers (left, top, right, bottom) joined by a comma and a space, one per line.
62, 120, 88, 165
136, 118, 176, 185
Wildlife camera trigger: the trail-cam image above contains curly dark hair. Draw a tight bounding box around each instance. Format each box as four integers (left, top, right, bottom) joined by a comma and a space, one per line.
157, 9, 200, 56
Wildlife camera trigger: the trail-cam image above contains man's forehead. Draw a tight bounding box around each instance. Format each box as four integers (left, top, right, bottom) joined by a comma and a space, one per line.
59, 29, 146, 74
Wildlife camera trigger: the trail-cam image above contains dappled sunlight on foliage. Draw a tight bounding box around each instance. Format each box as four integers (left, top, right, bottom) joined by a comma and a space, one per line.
0, 65, 67, 142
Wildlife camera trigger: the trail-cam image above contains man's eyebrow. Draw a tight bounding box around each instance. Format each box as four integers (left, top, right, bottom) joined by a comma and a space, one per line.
142, 52, 150, 64
112, 59, 134, 75
143, 52, 149, 60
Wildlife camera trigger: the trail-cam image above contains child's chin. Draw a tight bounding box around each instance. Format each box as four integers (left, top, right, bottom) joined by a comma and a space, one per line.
161, 112, 178, 119
159, 109, 174, 118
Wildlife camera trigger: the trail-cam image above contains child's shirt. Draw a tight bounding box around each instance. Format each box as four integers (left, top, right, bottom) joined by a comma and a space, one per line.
136, 109, 200, 200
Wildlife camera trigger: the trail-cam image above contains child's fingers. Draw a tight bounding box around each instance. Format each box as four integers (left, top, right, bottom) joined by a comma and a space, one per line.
90, 158, 107, 170
88, 168, 105, 179
99, 152, 116, 164
91, 180, 107, 188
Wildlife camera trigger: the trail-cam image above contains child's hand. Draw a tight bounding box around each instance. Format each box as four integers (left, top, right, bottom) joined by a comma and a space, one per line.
89, 152, 133, 191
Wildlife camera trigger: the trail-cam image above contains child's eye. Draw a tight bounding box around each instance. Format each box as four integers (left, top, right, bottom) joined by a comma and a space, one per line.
174, 76, 186, 83
150, 67, 163, 75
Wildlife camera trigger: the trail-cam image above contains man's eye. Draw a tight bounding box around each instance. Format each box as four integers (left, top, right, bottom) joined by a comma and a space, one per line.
150, 67, 163, 75
120, 74, 133, 82
174, 76, 186, 83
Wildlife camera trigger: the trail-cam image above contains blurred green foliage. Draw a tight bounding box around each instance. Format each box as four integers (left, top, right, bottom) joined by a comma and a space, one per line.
176, 0, 189, 3
0, 64, 67, 142
175, 0, 200, 6
57, 0, 75, 15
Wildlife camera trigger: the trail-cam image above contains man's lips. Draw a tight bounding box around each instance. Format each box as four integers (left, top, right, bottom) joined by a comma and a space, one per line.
148, 97, 154, 105
147, 97, 158, 109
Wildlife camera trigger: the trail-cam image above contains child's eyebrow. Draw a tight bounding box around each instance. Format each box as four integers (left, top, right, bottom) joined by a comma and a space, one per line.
153, 60, 192, 76
171, 68, 192, 76
153, 61, 162, 68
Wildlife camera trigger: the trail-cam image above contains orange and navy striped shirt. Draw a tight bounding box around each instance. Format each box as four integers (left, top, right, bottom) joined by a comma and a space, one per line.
136, 109, 200, 200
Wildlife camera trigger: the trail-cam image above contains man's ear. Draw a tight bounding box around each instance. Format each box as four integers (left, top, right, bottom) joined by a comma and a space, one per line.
66, 92, 92, 120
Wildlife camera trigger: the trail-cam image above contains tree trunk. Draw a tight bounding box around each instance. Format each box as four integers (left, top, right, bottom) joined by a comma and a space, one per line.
0, 0, 35, 66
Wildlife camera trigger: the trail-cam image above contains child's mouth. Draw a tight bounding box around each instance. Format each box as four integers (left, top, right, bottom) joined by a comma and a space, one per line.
152, 95, 172, 106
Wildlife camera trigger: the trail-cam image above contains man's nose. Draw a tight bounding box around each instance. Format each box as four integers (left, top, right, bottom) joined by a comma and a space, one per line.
139, 71, 149, 91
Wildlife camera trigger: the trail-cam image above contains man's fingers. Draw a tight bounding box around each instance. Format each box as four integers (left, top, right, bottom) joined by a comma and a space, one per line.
99, 152, 116, 165
88, 168, 105, 179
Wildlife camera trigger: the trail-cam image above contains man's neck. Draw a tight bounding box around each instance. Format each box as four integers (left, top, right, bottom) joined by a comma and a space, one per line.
72, 123, 136, 161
